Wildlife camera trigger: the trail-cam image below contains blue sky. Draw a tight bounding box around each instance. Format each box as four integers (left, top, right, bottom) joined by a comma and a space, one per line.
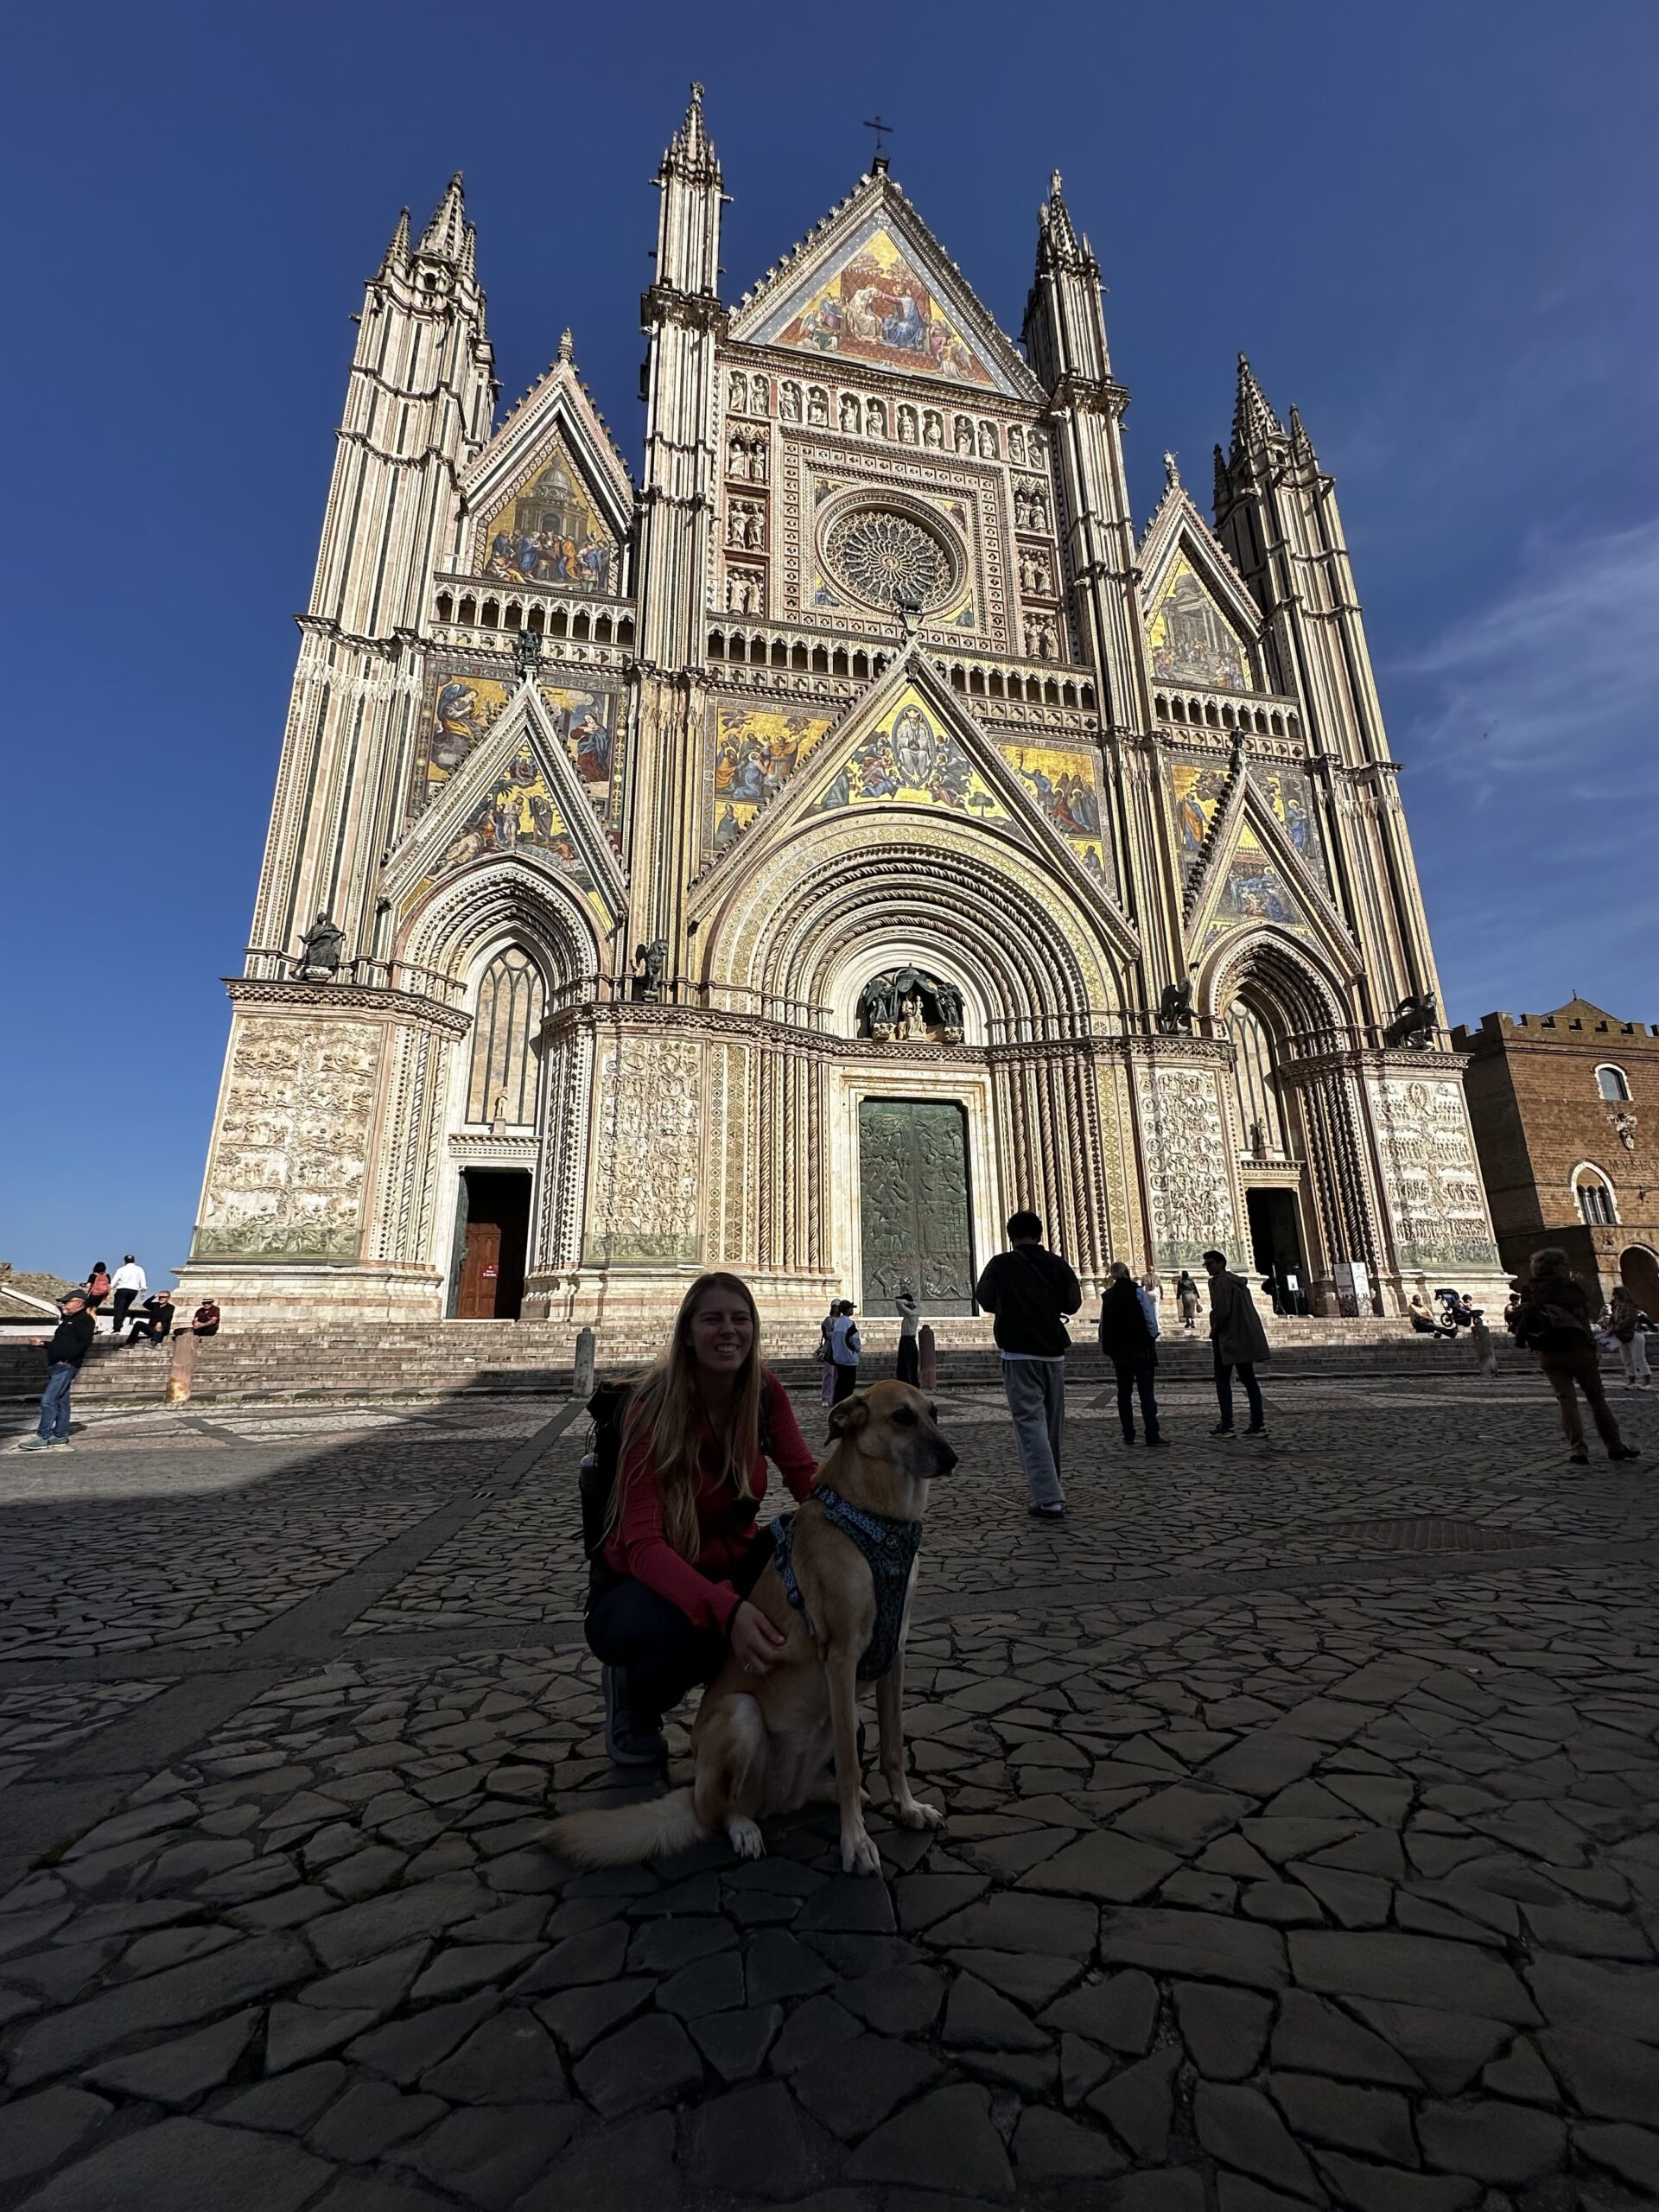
3, 1, 1655, 1282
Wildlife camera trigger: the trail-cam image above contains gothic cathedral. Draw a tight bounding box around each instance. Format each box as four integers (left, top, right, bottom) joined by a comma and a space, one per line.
186, 89, 1503, 1334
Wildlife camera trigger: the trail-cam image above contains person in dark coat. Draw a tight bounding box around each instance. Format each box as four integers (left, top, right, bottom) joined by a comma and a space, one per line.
975, 1211, 1084, 1518
18, 1294, 95, 1449
1510, 1247, 1640, 1466
1098, 1261, 1165, 1446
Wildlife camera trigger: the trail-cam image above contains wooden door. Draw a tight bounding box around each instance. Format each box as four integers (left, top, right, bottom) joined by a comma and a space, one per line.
456, 1220, 502, 1319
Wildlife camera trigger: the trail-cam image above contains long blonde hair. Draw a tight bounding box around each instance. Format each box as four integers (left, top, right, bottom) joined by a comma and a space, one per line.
607, 1272, 766, 1560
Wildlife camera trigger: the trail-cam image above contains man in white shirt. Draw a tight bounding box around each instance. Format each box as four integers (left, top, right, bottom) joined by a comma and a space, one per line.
109, 1256, 148, 1338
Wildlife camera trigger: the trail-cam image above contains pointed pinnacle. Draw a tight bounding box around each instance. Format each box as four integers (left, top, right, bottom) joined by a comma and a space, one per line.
459, 222, 477, 281
418, 172, 466, 262
664, 79, 720, 180
558, 327, 575, 363
1232, 353, 1283, 452
382, 207, 410, 273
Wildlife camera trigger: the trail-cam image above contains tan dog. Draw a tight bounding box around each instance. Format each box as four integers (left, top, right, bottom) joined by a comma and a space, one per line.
541, 1380, 957, 1875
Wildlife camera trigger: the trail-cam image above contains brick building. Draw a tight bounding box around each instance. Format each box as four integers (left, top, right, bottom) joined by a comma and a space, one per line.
1452, 997, 1659, 1315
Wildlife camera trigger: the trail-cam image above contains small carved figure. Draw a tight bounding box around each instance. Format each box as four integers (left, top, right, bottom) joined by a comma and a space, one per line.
728, 371, 748, 413
923, 410, 944, 448
512, 626, 542, 677
1007, 426, 1027, 465
808, 386, 830, 425
1382, 990, 1439, 1048
867, 398, 887, 439
977, 421, 998, 459
750, 375, 769, 416
839, 393, 861, 433
898, 404, 918, 446
954, 415, 974, 454
747, 434, 767, 482
728, 431, 746, 476
1611, 1109, 1638, 1152
780, 381, 802, 423
1156, 973, 1196, 1035
633, 938, 670, 1000
295, 911, 346, 980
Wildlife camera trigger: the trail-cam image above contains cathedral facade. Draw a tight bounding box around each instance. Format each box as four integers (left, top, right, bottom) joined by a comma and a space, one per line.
186, 89, 1503, 1333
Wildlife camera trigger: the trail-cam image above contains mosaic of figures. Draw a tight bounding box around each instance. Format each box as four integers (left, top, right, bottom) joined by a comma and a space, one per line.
1147, 553, 1253, 692
1005, 744, 1108, 879
1252, 765, 1326, 888
1170, 760, 1230, 877
1206, 824, 1304, 938
808, 693, 1007, 822
473, 435, 616, 593
760, 222, 999, 389
711, 703, 836, 855
435, 747, 607, 924
416, 669, 622, 818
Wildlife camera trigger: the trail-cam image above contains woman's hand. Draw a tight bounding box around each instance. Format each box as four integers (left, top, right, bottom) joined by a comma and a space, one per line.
730, 1600, 787, 1677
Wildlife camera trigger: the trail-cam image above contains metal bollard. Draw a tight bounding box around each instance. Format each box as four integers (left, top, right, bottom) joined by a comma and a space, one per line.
573, 1326, 596, 1400
918, 1324, 938, 1393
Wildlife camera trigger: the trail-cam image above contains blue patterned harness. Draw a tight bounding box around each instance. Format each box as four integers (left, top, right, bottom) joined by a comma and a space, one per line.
772, 1486, 923, 1681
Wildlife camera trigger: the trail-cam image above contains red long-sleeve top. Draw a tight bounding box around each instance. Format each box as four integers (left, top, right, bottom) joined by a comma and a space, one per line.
603, 1372, 818, 1633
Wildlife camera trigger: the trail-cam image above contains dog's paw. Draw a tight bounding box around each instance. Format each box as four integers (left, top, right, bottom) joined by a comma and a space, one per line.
841, 1826, 883, 1877
894, 1796, 945, 1832
727, 1816, 765, 1860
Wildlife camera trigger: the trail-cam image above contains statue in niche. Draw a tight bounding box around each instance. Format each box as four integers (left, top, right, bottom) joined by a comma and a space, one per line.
923, 410, 944, 448
780, 381, 802, 423
808, 386, 830, 426
857, 965, 964, 1045
1382, 990, 1439, 1048
294, 911, 346, 981
898, 405, 918, 446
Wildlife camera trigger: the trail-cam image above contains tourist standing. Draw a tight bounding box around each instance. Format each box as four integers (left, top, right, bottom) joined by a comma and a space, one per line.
828, 1300, 861, 1406
18, 1292, 95, 1450
895, 1287, 921, 1387
1607, 1284, 1652, 1389
816, 1301, 838, 1408
1098, 1260, 1164, 1446
1176, 1269, 1202, 1332
108, 1256, 147, 1338
84, 1262, 111, 1327
1471, 1309, 1498, 1379
974, 1211, 1083, 1519
1510, 1249, 1640, 1465
1203, 1249, 1270, 1436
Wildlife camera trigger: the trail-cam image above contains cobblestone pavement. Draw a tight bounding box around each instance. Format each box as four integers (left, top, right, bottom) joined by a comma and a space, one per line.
0, 1377, 1655, 2210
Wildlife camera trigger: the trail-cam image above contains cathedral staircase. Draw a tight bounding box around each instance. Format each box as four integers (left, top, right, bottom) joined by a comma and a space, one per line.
0, 1314, 1504, 1412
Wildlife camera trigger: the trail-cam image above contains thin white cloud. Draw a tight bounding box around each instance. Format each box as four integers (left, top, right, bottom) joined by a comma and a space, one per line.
1397, 519, 1659, 785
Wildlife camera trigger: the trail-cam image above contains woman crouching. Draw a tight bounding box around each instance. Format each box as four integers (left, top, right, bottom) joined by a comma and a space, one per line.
587, 1272, 818, 1766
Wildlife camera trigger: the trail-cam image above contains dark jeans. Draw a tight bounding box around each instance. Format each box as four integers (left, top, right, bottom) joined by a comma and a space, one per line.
896, 1335, 920, 1386
586, 1532, 772, 1727
37, 1363, 75, 1441
1113, 1357, 1160, 1442
1214, 1357, 1265, 1429
1537, 1343, 1624, 1454
110, 1289, 138, 1334
830, 1361, 860, 1404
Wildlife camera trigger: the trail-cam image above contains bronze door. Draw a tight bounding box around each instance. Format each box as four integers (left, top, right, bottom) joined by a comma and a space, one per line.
858, 1099, 975, 1314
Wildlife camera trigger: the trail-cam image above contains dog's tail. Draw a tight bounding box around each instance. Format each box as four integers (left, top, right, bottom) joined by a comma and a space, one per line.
539, 1786, 707, 1867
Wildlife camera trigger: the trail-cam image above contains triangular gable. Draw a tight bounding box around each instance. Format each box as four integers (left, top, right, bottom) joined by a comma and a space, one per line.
1185, 782, 1353, 971
1138, 480, 1263, 696
694, 649, 1135, 951
734, 180, 1036, 399
411, 659, 626, 830
1168, 755, 1234, 883
1145, 550, 1255, 695
387, 683, 626, 931
461, 348, 633, 591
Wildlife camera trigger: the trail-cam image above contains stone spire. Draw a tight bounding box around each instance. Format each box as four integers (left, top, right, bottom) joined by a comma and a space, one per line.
417, 173, 467, 264
651, 82, 724, 297
380, 207, 410, 277
1022, 170, 1110, 389
662, 81, 721, 189
1231, 353, 1283, 455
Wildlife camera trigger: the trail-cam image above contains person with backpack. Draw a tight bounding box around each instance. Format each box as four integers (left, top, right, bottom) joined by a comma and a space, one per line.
1204, 1249, 1272, 1435
974, 1211, 1083, 1519
583, 1271, 818, 1766
1607, 1282, 1652, 1389
1510, 1247, 1641, 1466
84, 1262, 111, 1328
827, 1300, 861, 1405
1098, 1260, 1166, 1446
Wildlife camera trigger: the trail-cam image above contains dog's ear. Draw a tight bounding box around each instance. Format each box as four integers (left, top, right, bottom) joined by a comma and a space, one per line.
827, 1393, 871, 1439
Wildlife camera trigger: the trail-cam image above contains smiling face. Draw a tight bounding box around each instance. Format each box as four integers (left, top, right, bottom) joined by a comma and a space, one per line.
687, 1285, 756, 1379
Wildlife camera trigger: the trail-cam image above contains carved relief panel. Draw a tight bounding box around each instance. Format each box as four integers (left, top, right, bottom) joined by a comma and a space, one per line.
1135, 1062, 1238, 1267
194, 1014, 383, 1263
1366, 1075, 1499, 1273
583, 1032, 705, 1267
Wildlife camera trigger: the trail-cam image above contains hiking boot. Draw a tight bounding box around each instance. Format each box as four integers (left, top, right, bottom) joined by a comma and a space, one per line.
602, 1666, 666, 1767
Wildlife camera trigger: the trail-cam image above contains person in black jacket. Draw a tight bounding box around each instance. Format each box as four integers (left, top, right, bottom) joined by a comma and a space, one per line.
1098, 1261, 1165, 1446
974, 1211, 1083, 1518
19, 1293, 95, 1449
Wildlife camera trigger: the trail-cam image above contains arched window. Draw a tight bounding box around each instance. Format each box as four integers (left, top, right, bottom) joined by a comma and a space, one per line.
1573, 1165, 1618, 1228
1231, 998, 1290, 1159
467, 949, 545, 1125
1596, 1065, 1630, 1102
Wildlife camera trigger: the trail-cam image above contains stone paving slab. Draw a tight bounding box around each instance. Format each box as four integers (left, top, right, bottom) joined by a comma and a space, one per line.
0, 1376, 1655, 2209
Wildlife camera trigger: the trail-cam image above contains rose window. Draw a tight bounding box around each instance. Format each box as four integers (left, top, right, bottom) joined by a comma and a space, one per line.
824, 506, 957, 613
